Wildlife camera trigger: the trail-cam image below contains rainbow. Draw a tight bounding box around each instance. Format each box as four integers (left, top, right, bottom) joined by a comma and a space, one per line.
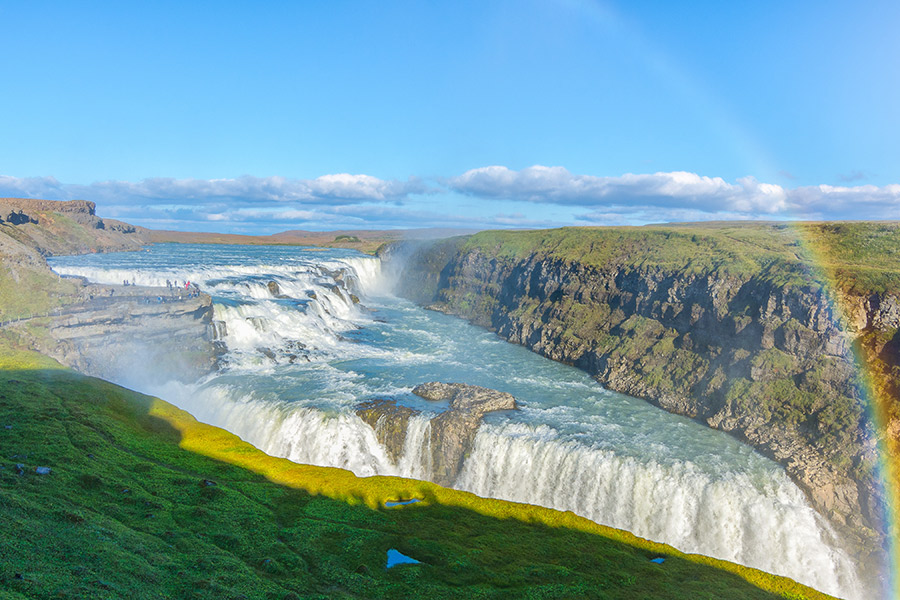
482, 2, 894, 594
793, 221, 898, 600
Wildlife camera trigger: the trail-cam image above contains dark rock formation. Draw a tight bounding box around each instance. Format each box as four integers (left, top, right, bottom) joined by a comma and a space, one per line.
356, 382, 517, 486
357, 400, 419, 463
384, 236, 897, 565
0, 208, 38, 225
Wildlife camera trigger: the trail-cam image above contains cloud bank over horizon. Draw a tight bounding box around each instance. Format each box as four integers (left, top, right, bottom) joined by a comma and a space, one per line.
2, 167, 899, 233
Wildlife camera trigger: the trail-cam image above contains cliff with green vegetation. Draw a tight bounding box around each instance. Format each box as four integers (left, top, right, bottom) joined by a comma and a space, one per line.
0, 345, 834, 599
0, 197, 149, 323
384, 222, 900, 566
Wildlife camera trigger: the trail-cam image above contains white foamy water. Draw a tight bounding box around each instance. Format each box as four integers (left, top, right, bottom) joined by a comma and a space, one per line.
49, 243, 871, 599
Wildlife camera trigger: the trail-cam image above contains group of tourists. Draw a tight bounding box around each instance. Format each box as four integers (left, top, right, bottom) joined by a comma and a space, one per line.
124, 278, 203, 303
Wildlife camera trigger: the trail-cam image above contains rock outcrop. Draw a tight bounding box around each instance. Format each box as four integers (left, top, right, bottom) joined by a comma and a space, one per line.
33, 285, 220, 383
383, 230, 898, 566
0, 199, 216, 382
356, 399, 419, 463
356, 382, 517, 486
0, 197, 147, 256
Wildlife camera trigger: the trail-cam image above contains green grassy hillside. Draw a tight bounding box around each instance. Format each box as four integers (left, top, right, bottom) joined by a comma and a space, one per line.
0, 345, 831, 600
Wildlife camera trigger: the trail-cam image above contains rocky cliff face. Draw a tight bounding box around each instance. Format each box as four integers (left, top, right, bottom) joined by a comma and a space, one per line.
385, 234, 897, 564
30, 285, 220, 383
0, 199, 215, 383
357, 382, 517, 486
0, 197, 147, 256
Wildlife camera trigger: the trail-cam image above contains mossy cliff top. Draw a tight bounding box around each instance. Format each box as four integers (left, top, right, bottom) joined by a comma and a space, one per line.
0, 345, 831, 599
458, 221, 900, 294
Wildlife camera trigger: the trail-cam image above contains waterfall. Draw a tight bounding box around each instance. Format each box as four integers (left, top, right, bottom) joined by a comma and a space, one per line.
455, 423, 861, 599
48, 244, 870, 600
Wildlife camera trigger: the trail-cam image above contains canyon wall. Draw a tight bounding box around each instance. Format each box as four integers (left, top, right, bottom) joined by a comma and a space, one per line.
383, 225, 900, 563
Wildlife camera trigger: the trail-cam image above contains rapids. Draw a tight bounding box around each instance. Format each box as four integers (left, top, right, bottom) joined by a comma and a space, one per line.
49, 243, 866, 599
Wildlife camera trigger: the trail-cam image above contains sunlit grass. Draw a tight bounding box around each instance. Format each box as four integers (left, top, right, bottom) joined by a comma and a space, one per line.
0, 345, 834, 599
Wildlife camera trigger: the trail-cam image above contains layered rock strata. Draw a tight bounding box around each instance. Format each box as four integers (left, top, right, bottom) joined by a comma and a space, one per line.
384, 235, 897, 567
33, 284, 220, 383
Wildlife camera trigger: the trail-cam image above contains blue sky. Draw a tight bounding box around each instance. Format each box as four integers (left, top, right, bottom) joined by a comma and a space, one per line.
1, 1, 898, 232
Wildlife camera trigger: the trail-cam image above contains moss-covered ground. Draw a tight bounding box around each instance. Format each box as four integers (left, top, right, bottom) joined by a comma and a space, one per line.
0, 344, 833, 600
462, 221, 900, 294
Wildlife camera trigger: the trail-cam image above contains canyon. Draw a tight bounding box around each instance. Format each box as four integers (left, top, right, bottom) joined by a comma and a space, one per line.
382, 225, 900, 569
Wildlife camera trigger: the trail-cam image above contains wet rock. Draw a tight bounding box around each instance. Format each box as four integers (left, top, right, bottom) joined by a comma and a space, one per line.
356, 400, 419, 463
412, 382, 516, 413
267, 281, 281, 296
357, 383, 517, 486
319, 267, 345, 282
414, 383, 517, 486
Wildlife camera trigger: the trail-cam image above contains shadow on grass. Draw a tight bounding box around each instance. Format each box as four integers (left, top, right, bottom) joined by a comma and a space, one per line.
0, 347, 835, 600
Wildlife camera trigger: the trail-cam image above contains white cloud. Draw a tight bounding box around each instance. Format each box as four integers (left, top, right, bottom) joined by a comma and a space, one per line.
784, 183, 900, 218
0, 174, 429, 206
449, 165, 789, 214
2, 167, 899, 232
448, 165, 900, 220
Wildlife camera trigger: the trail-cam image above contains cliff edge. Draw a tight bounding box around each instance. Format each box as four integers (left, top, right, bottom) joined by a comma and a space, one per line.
383, 223, 900, 568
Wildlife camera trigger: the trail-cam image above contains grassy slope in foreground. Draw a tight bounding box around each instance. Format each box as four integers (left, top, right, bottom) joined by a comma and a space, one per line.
0, 345, 832, 600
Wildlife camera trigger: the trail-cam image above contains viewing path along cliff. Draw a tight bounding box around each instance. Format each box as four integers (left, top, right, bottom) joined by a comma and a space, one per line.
0, 197, 217, 382
381, 224, 900, 566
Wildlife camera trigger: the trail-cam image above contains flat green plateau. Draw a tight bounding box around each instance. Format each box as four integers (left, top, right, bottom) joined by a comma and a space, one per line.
462, 221, 900, 293
0, 345, 833, 600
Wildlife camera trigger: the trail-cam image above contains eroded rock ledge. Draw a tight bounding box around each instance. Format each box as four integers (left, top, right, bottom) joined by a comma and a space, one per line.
33, 284, 221, 383
357, 382, 517, 486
